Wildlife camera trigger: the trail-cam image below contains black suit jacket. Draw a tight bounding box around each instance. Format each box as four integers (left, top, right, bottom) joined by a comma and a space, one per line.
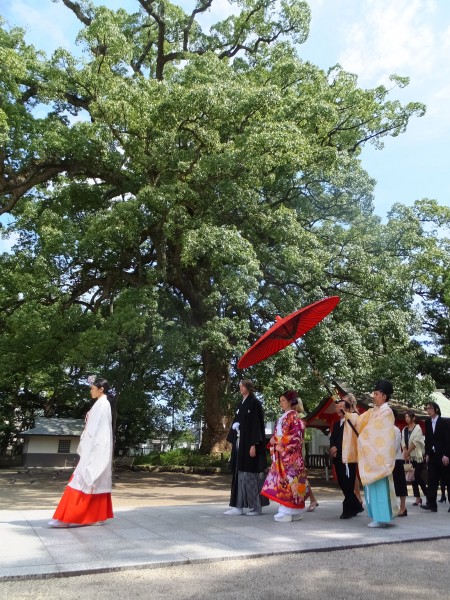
425, 416, 450, 459
330, 420, 345, 464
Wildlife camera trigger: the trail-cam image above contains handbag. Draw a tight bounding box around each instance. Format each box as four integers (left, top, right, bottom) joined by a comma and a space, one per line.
405, 468, 415, 482
403, 461, 416, 483
404, 461, 415, 482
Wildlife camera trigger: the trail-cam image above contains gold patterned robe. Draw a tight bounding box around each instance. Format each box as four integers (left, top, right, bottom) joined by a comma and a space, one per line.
343, 402, 396, 486
343, 402, 398, 520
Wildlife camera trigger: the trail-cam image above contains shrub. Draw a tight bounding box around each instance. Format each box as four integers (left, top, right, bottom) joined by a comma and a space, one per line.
133, 449, 230, 468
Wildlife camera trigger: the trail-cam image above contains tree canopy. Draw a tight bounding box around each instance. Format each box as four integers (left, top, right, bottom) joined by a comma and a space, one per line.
1, 0, 447, 454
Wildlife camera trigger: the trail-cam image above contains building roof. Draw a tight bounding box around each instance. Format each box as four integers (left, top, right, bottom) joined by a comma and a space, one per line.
22, 417, 84, 437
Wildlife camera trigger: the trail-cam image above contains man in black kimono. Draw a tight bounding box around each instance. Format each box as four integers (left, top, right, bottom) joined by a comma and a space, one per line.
330, 399, 364, 519
224, 379, 269, 515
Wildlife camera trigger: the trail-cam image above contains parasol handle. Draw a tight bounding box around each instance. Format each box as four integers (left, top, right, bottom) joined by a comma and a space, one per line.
291, 339, 339, 401
345, 418, 359, 438
276, 315, 340, 403
293, 341, 359, 437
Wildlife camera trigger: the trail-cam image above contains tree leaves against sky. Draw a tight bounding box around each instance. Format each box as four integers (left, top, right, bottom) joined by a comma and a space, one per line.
1, 1, 447, 452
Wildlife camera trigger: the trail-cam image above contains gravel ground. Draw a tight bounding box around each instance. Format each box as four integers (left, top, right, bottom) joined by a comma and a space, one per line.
3, 469, 440, 600
1, 538, 448, 600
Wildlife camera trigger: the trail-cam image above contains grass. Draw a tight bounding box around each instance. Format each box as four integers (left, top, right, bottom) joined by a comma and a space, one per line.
133, 448, 231, 468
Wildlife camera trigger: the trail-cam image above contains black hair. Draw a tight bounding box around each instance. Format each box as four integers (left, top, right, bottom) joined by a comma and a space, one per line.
373, 379, 393, 400
93, 378, 117, 435
405, 410, 416, 421
335, 399, 350, 410
426, 401, 441, 416
282, 390, 299, 406
92, 378, 110, 394
240, 379, 255, 394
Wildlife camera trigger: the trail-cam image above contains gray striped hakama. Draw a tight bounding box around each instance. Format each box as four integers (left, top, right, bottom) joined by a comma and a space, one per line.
236, 471, 269, 509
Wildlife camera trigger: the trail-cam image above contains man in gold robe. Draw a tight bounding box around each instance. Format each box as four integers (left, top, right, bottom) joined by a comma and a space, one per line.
342, 380, 398, 528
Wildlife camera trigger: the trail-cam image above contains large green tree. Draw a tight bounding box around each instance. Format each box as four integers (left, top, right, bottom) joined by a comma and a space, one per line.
1, 1, 435, 453
389, 199, 450, 394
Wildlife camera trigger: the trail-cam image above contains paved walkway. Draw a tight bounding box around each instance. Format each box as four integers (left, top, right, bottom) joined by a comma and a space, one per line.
1, 500, 450, 580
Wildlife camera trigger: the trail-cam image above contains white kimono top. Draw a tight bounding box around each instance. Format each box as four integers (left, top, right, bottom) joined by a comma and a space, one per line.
69, 394, 113, 494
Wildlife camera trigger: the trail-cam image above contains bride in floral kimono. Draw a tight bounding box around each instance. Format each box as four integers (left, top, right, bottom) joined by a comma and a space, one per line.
261, 390, 317, 522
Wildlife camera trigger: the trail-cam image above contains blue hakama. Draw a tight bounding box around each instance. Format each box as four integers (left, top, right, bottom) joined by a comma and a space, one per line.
365, 476, 393, 523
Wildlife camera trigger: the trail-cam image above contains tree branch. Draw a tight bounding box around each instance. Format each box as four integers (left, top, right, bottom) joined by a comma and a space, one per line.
131, 35, 155, 73
60, 0, 92, 26
0, 158, 131, 217
219, 32, 281, 59
183, 0, 213, 51
138, 0, 166, 80
20, 83, 39, 104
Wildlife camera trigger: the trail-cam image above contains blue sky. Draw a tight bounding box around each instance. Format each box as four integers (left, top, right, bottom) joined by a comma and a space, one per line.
1, 0, 449, 252
302, 0, 450, 219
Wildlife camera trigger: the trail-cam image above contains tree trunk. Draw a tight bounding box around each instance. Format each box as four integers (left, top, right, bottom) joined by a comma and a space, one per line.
200, 349, 231, 454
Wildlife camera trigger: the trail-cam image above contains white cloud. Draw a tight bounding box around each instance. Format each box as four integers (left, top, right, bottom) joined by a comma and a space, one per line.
321, 0, 450, 140
338, 0, 439, 85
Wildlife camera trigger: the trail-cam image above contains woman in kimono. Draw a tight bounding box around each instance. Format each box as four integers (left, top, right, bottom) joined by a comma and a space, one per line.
343, 379, 398, 528
261, 390, 316, 522
48, 377, 114, 528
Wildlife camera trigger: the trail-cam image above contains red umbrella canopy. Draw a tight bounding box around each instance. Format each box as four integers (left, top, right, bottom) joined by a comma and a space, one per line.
237, 296, 340, 369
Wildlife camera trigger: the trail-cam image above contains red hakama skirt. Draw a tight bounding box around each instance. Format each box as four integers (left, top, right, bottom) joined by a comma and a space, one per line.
53, 485, 113, 525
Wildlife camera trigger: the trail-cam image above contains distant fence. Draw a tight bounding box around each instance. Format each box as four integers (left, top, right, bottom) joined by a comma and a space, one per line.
0, 455, 22, 468
305, 454, 331, 469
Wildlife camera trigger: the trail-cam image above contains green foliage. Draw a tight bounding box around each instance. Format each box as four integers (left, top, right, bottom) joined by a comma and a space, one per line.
387, 199, 450, 394
0, 0, 444, 455
133, 448, 230, 468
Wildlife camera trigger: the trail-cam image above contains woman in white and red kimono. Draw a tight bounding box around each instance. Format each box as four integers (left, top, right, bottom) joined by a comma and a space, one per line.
261, 390, 315, 522
48, 378, 114, 528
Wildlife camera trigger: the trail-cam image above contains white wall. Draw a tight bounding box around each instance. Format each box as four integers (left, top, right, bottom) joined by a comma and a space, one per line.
308, 429, 330, 455
25, 436, 79, 454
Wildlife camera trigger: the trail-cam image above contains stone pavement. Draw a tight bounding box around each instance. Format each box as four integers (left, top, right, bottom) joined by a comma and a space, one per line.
1, 499, 450, 581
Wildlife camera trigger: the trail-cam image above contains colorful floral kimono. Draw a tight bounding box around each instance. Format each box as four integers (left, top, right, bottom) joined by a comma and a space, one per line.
343, 402, 398, 522
53, 395, 114, 525
261, 410, 310, 509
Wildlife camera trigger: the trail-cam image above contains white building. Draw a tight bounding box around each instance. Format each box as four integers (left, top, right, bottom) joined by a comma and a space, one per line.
21, 418, 84, 468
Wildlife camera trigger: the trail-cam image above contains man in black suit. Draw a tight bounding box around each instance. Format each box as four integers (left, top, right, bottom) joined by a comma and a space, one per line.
421, 401, 450, 513
330, 399, 363, 519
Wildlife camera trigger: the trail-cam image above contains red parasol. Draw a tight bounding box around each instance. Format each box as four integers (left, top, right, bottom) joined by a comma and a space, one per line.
237, 296, 340, 370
